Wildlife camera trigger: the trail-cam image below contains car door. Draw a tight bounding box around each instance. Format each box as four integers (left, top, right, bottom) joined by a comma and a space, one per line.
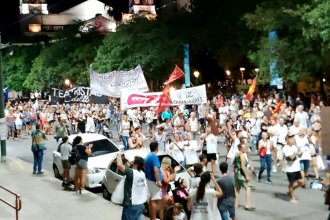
104, 158, 125, 194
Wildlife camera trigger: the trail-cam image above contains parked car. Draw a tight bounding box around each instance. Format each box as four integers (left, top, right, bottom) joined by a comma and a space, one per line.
102, 149, 192, 200
52, 133, 120, 188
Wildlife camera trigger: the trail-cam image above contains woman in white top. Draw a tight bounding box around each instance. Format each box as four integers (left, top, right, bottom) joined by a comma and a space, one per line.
257, 132, 273, 184
185, 112, 199, 139
200, 126, 218, 176
169, 133, 185, 166
85, 112, 96, 133
151, 126, 166, 153
120, 115, 131, 151
188, 171, 223, 220
15, 109, 23, 137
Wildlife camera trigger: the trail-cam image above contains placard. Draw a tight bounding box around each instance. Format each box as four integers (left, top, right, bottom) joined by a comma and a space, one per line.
50, 87, 108, 104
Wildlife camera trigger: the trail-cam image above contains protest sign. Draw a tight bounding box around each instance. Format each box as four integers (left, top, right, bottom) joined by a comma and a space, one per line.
121, 84, 207, 110
51, 87, 108, 104
90, 65, 149, 97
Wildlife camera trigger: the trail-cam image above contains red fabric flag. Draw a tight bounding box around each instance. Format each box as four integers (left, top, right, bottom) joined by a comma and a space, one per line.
167, 65, 185, 84
273, 99, 283, 115
245, 76, 258, 101
154, 85, 171, 117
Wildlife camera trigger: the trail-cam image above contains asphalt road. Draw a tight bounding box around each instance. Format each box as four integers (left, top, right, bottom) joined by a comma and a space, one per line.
3, 125, 330, 220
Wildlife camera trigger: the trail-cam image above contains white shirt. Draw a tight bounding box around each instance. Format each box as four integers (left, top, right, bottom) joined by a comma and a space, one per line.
170, 142, 185, 163
189, 188, 221, 220
206, 134, 217, 154
282, 145, 301, 172
183, 140, 199, 165
294, 135, 311, 160
275, 123, 288, 145
294, 111, 309, 129
188, 118, 199, 132
289, 125, 301, 136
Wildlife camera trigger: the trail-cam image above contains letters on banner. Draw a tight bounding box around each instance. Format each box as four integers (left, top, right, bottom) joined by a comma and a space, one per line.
51, 87, 108, 104
121, 84, 207, 110
90, 65, 149, 97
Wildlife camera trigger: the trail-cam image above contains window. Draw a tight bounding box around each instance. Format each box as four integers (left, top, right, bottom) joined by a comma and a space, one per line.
86, 139, 119, 157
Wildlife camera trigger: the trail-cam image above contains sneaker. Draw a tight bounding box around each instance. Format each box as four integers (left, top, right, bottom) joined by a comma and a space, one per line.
33, 172, 37, 175
37, 172, 44, 175
272, 165, 277, 173
266, 179, 272, 184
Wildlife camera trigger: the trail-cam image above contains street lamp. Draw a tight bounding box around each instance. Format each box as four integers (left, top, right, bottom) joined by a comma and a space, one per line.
193, 70, 200, 78
64, 79, 71, 87
254, 68, 260, 74
226, 70, 231, 76
240, 67, 245, 82
0, 32, 7, 162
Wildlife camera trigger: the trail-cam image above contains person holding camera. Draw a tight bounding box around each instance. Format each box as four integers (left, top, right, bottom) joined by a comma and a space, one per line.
282, 133, 305, 203
31, 124, 47, 175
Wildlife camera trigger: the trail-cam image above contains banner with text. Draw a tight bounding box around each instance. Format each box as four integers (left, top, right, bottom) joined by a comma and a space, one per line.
90, 65, 149, 97
51, 87, 108, 104
121, 84, 207, 110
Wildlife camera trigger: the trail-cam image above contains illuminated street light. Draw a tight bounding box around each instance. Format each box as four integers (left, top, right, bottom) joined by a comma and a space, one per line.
240, 67, 245, 81
193, 70, 200, 78
169, 86, 175, 93
226, 70, 231, 76
254, 68, 260, 74
323, 78, 326, 82
64, 79, 71, 87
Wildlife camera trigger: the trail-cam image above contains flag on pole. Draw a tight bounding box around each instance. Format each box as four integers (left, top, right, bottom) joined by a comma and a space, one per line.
245, 76, 257, 101
166, 65, 185, 84
273, 99, 283, 115
154, 84, 171, 117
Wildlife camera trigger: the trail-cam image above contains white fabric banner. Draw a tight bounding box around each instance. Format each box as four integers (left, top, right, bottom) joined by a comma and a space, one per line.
120, 84, 207, 110
90, 65, 149, 97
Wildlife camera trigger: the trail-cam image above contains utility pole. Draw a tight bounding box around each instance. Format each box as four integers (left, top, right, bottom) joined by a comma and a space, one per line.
0, 32, 7, 162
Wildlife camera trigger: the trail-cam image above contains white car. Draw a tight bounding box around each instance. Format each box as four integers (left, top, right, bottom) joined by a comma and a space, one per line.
102, 149, 192, 200
52, 133, 121, 188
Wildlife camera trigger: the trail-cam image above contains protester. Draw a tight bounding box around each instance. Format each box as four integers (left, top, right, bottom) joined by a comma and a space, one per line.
59, 136, 72, 187
257, 131, 273, 183
188, 171, 223, 220
145, 142, 163, 220
217, 162, 237, 220
31, 124, 47, 175
72, 136, 92, 194
234, 143, 255, 211
120, 115, 131, 151
282, 133, 305, 203
116, 152, 148, 220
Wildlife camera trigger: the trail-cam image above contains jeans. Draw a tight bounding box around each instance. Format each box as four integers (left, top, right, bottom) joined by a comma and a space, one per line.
33, 149, 44, 173
122, 136, 129, 150
218, 198, 236, 220
121, 204, 144, 220
259, 154, 272, 180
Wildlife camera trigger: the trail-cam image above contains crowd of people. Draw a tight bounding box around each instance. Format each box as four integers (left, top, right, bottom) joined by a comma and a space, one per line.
6, 89, 330, 219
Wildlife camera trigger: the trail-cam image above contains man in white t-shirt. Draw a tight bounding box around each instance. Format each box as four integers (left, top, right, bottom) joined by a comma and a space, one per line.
294, 105, 309, 129
282, 133, 305, 203
289, 119, 301, 136
294, 128, 311, 184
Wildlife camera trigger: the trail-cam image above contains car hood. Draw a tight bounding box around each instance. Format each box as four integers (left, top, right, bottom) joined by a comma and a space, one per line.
87, 153, 117, 169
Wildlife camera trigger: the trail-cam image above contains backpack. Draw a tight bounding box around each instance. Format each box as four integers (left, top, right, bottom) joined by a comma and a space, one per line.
69, 147, 80, 165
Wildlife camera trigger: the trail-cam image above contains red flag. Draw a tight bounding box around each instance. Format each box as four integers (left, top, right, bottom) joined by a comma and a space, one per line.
167, 65, 185, 84
154, 85, 171, 116
245, 76, 257, 101
273, 99, 283, 115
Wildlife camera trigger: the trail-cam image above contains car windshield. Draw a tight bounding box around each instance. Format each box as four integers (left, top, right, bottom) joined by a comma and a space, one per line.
85, 138, 119, 157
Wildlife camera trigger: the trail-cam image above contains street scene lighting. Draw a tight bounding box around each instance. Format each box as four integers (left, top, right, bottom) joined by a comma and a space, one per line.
193, 70, 200, 78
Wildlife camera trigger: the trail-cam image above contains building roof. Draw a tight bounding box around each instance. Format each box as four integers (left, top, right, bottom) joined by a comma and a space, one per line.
47, 0, 110, 14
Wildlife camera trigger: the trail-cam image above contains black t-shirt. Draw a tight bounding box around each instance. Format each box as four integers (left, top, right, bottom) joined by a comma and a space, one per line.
76, 144, 89, 161
261, 121, 269, 133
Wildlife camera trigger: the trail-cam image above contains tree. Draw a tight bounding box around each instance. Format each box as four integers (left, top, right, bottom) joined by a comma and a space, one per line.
93, 17, 183, 87
244, 0, 330, 91
2, 44, 42, 92
24, 24, 104, 91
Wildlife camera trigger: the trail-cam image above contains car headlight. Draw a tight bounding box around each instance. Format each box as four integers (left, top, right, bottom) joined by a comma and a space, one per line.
87, 168, 106, 174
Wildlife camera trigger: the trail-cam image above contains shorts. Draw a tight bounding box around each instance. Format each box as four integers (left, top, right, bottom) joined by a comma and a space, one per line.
7, 125, 15, 132
300, 160, 310, 172
286, 171, 303, 184
198, 118, 206, 126
61, 160, 71, 169
16, 123, 22, 130
235, 174, 252, 189
147, 180, 162, 201
207, 153, 217, 162
148, 122, 153, 129
153, 119, 158, 125
77, 159, 88, 169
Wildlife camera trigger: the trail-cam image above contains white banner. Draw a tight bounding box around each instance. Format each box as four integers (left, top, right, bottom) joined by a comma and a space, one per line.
90, 65, 149, 97
120, 84, 207, 110
170, 84, 207, 105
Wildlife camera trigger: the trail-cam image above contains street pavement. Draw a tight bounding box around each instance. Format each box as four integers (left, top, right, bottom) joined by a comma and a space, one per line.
0, 125, 329, 220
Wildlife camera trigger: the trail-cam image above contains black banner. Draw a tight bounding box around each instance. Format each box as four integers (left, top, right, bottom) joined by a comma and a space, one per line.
50, 87, 109, 104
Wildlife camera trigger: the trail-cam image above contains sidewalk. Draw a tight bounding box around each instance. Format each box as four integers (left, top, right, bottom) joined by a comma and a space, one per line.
0, 157, 123, 220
